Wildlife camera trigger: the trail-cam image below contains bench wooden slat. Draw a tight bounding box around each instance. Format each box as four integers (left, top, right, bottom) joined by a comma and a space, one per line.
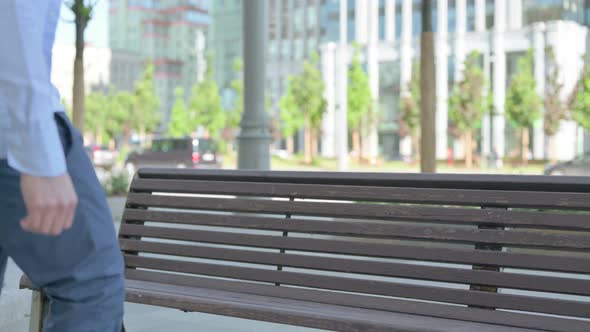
120, 239, 590, 295
135, 168, 590, 193
130, 178, 590, 210
126, 279, 543, 332
124, 255, 590, 317
119, 224, 590, 273
126, 269, 590, 332
125, 193, 590, 231
123, 209, 590, 250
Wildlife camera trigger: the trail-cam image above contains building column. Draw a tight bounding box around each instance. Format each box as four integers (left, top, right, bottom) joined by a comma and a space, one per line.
400, 0, 413, 159
533, 23, 546, 160
493, 0, 507, 160
401, 0, 413, 91
321, 43, 337, 158
508, 0, 523, 30
475, 0, 486, 32
337, 0, 349, 170
477, 0, 491, 159
355, 0, 368, 44
454, 0, 467, 81
367, 0, 380, 164
385, 0, 396, 43
436, 0, 448, 160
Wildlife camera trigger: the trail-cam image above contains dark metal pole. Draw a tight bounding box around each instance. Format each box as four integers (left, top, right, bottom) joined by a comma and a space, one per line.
238, 0, 271, 170
420, 0, 437, 173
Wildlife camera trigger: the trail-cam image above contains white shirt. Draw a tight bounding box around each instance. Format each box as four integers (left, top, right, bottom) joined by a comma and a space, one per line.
0, 0, 67, 177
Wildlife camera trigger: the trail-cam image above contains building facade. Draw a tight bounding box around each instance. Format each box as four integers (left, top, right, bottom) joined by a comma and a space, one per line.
109, 0, 209, 127
208, 0, 590, 161
321, 0, 589, 162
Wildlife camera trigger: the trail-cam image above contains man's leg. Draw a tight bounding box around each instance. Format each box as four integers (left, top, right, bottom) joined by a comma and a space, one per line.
0, 113, 125, 332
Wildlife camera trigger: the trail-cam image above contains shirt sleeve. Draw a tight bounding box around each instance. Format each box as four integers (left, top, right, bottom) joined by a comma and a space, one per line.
0, 0, 66, 177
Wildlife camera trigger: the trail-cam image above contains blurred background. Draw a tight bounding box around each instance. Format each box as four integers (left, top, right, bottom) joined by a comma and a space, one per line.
3, 1, 590, 330
52, 1, 590, 193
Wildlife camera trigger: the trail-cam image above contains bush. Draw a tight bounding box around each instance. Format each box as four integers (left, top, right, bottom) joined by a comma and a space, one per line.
103, 170, 130, 196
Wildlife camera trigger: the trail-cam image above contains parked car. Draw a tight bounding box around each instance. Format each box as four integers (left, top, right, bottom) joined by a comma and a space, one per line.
85, 145, 116, 169
544, 153, 590, 176
125, 137, 221, 174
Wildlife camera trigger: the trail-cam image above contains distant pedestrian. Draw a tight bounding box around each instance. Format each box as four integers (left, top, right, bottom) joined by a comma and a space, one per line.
0, 1, 125, 331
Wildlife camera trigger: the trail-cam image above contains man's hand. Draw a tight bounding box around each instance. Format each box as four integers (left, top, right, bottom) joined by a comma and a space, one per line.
20, 174, 78, 236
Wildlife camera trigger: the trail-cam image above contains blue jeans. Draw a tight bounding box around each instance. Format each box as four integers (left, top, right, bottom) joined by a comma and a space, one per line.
0, 113, 125, 331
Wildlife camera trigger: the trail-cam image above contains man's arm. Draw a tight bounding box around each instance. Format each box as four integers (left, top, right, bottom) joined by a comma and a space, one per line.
0, 0, 77, 236
0, 0, 66, 176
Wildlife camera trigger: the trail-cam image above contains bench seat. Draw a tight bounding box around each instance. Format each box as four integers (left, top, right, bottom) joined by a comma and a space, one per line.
124, 278, 544, 332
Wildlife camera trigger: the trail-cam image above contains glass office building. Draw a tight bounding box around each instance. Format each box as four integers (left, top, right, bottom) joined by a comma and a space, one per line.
109, 0, 210, 127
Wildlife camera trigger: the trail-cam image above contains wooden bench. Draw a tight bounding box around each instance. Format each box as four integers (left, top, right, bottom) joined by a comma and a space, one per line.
22, 169, 590, 331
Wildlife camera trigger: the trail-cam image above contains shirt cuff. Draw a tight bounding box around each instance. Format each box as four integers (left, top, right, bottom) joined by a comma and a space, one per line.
6, 113, 67, 177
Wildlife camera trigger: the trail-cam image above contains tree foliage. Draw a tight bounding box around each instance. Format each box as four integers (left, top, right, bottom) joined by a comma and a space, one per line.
544, 47, 567, 137
279, 53, 326, 163
168, 87, 193, 137
449, 52, 486, 133
347, 46, 371, 129
85, 89, 133, 145
506, 49, 542, 163
571, 64, 590, 131
506, 50, 542, 129
400, 63, 421, 138
190, 56, 225, 138
228, 58, 244, 130
133, 63, 161, 133
449, 52, 486, 167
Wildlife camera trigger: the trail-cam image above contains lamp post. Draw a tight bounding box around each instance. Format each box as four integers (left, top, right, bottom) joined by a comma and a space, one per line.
238, 0, 271, 170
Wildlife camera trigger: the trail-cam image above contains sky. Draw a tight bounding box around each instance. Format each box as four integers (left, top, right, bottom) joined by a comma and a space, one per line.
55, 0, 110, 47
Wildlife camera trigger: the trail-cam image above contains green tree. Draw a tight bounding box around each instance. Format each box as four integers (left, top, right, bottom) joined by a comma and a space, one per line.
222, 58, 244, 152
449, 52, 486, 168
85, 92, 108, 144
84, 89, 133, 146
190, 56, 225, 139
66, 0, 99, 132
544, 47, 568, 162
133, 63, 161, 138
400, 63, 421, 161
168, 87, 193, 137
347, 45, 371, 160
506, 49, 542, 164
571, 64, 590, 133
279, 53, 326, 164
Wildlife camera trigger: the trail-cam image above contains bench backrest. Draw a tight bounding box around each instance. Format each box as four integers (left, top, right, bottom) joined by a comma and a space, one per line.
120, 169, 590, 331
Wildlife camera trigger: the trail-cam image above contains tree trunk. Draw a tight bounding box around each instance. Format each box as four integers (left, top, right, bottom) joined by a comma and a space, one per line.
419, 0, 436, 173
352, 130, 361, 161
311, 129, 319, 159
72, 2, 87, 132
548, 135, 557, 164
286, 136, 294, 155
522, 128, 530, 166
304, 115, 312, 164
465, 132, 473, 168
360, 115, 370, 162
412, 133, 420, 164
